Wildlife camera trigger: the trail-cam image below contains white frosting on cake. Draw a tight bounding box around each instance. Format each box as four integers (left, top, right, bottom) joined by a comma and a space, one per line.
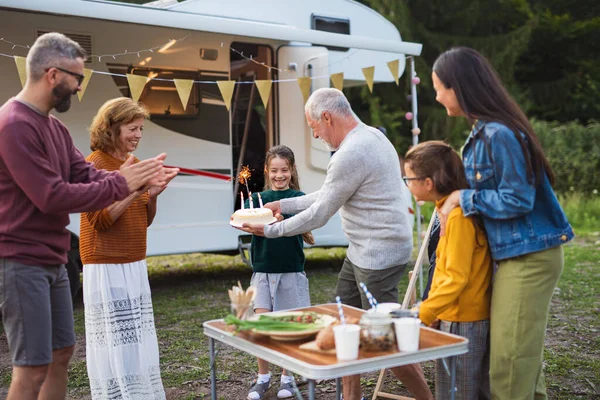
231, 208, 274, 226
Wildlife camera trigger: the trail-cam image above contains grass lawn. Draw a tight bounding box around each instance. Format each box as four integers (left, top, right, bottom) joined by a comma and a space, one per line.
0, 238, 598, 399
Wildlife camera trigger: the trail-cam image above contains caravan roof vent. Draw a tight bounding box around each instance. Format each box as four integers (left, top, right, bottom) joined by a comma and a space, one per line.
37, 30, 93, 63
311, 15, 350, 52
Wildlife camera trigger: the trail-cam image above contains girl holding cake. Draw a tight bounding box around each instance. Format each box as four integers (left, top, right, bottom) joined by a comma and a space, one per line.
241, 145, 314, 400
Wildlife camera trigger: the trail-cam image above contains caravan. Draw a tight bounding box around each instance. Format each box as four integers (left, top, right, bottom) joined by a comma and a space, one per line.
0, 0, 421, 283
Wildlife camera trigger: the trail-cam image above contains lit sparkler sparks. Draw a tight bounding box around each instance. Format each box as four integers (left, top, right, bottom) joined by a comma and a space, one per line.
238, 165, 252, 204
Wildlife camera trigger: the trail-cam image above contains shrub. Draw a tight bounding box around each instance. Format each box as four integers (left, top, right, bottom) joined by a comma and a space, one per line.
558, 192, 600, 234
534, 120, 600, 195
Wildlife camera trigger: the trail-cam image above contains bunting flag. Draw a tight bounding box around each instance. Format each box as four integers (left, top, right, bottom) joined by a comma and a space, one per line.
77, 68, 94, 102
297, 77, 312, 104
173, 78, 194, 109
126, 73, 148, 103
330, 72, 344, 91
387, 59, 400, 86
255, 80, 272, 109
14, 56, 27, 88
217, 80, 235, 111
362, 66, 375, 93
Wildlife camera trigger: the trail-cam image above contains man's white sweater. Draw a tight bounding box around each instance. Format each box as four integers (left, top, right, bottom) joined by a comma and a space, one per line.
264, 123, 413, 270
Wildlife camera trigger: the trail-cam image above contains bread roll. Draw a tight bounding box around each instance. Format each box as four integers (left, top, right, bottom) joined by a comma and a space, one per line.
315, 317, 360, 350
316, 324, 336, 350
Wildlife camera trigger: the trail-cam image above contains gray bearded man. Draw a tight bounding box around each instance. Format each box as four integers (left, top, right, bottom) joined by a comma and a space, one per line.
0, 33, 176, 400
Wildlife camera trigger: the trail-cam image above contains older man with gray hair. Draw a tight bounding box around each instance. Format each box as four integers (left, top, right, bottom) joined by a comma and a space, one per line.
0, 33, 175, 400
240, 88, 432, 400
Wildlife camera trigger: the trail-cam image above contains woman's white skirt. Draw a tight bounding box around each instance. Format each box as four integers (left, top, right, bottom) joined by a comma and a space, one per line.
83, 260, 166, 400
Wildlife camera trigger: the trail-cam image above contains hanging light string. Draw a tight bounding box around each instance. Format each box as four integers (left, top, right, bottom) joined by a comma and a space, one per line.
0, 34, 418, 85
0, 51, 331, 85
90, 34, 190, 62
1, 34, 414, 75
0, 35, 191, 62
0, 38, 31, 50
0, 51, 407, 86
228, 45, 412, 75
225, 43, 291, 73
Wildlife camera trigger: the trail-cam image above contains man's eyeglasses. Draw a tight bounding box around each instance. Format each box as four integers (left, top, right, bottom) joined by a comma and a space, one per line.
402, 176, 425, 185
47, 66, 85, 85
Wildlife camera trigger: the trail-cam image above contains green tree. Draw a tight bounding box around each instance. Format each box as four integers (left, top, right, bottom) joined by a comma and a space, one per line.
352, 0, 599, 151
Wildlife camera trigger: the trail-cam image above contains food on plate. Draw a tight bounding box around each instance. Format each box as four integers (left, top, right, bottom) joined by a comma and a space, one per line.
259, 312, 320, 324
315, 324, 336, 350
231, 208, 274, 226
225, 311, 333, 334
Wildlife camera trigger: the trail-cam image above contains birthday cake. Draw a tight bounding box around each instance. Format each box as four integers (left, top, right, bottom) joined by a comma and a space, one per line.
231, 208, 275, 226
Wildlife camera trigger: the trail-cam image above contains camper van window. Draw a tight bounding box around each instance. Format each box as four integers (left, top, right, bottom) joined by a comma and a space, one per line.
311, 15, 350, 52
129, 67, 201, 118
105, 64, 230, 145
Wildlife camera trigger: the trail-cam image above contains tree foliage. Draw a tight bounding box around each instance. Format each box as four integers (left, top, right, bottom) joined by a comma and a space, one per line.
352, 0, 600, 154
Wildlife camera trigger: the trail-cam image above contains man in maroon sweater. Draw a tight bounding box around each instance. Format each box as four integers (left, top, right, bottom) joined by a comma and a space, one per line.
0, 33, 177, 400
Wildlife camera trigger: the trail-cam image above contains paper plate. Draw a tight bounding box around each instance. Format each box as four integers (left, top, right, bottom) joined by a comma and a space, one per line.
229, 217, 278, 228
249, 311, 336, 342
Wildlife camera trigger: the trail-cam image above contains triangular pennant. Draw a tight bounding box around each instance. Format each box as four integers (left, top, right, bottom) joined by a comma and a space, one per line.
255, 80, 272, 109
387, 59, 400, 86
217, 80, 236, 111
173, 78, 194, 109
77, 68, 94, 102
330, 72, 344, 91
14, 56, 27, 88
362, 66, 375, 93
126, 73, 148, 103
297, 77, 312, 104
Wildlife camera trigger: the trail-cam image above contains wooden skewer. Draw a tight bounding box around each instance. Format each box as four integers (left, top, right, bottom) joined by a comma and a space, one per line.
401, 211, 437, 310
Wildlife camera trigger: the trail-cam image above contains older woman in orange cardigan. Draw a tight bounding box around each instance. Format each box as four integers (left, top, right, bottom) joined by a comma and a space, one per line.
80, 98, 177, 400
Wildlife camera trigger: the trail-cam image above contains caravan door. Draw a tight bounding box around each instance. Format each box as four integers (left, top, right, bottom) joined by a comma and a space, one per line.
276, 46, 347, 247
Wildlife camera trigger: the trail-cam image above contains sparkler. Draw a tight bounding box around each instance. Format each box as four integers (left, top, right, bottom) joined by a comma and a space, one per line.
238, 165, 253, 209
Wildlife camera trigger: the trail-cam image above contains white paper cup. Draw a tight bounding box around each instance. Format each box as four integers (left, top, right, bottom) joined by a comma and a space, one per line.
393, 318, 421, 352
333, 324, 361, 361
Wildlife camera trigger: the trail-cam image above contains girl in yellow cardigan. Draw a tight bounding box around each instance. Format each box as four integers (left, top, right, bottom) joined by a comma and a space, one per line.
404, 141, 492, 400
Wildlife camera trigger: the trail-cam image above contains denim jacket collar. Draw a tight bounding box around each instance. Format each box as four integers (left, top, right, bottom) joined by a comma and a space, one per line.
464, 119, 487, 148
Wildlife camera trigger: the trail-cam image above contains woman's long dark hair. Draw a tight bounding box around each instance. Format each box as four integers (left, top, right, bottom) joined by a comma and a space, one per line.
433, 47, 555, 186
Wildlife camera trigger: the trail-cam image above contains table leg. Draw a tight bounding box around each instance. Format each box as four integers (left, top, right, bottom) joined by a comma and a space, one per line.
336, 377, 342, 399
209, 337, 217, 400
308, 379, 316, 400
449, 355, 457, 400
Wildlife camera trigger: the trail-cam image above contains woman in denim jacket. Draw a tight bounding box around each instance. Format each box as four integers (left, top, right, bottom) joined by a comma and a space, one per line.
432, 47, 574, 400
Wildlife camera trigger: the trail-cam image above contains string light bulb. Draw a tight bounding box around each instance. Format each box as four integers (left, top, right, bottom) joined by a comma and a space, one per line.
158, 39, 177, 53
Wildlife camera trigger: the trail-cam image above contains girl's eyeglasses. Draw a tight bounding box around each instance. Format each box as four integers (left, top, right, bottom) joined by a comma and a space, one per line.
402, 176, 425, 185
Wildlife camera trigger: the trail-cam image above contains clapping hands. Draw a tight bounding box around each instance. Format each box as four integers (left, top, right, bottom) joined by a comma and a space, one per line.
119, 153, 179, 196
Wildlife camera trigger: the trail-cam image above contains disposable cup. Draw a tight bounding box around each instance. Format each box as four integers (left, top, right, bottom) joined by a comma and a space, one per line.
393, 318, 421, 352
333, 324, 361, 361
